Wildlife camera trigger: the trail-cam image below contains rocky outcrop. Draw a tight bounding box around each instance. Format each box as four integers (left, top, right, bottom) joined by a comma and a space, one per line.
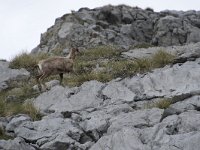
2, 5, 200, 150
0, 60, 30, 91
1, 41, 200, 149
0, 137, 36, 150
32, 5, 200, 54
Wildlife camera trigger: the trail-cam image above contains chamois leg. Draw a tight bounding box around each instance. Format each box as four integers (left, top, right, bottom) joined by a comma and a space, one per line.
59, 73, 63, 85
39, 73, 50, 91
36, 74, 43, 92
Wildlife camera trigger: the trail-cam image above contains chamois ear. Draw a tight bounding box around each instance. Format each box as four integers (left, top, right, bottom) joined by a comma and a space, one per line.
73, 47, 79, 52
72, 47, 79, 54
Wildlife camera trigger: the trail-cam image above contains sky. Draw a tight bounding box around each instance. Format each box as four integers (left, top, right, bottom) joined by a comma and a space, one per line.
0, 0, 200, 60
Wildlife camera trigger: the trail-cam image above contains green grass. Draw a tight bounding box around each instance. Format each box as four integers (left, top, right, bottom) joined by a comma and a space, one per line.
78, 45, 121, 61
154, 98, 172, 109
145, 98, 173, 109
0, 97, 41, 121
9, 51, 50, 71
63, 48, 175, 87
0, 80, 41, 121
0, 128, 12, 140
22, 102, 42, 121
151, 50, 175, 68
9, 46, 175, 88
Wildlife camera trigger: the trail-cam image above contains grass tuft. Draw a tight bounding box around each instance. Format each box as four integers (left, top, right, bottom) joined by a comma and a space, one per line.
22, 102, 42, 121
0, 80, 41, 120
9, 51, 49, 71
154, 98, 172, 109
152, 50, 175, 68
0, 128, 12, 140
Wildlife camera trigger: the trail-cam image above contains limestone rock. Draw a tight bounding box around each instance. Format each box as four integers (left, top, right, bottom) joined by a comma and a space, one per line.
0, 61, 30, 91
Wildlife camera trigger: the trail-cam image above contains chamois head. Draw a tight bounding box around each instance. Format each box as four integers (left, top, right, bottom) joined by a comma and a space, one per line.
67, 48, 79, 59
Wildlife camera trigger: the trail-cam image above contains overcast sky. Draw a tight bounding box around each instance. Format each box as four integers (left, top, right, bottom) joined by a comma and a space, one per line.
1, 0, 200, 60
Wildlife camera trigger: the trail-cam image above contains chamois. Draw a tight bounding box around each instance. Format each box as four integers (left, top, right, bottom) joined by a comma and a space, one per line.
36, 48, 79, 91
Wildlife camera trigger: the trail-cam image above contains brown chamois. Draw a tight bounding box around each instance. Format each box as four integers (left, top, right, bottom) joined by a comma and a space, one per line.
36, 48, 79, 91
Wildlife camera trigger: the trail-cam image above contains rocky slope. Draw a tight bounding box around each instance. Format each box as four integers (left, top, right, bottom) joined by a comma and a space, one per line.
32, 5, 200, 54
1, 4, 200, 150
1, 41, 200, 149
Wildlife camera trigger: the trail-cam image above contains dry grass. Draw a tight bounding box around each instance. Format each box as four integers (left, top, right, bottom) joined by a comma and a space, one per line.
0, 128, 12, 140
154, 98, 172, 109
78, 45, 121, 61
145, 98, 173, 109
8, 46, 175, 88
63, 48, 175, 87
22, 102, 42, 121
0, 80, 41, 121
9, 51, 50, 71
151, 50, 175, 68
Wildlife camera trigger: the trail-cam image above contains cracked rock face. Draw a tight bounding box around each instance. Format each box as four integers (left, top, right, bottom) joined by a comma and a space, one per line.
0, 137, 36, 150
0, 61, 30, 91
32, 5, 200, 53
2, 5, 200, 150
5, 44, 200, 149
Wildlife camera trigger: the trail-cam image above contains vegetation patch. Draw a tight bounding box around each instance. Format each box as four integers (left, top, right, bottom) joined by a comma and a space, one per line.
0, 80, 41, 121
23, 102, 42, 121
144, 98, 173, 109
9, 46, 175, 88
153, 98, 173, 109
78, 45, 121, 61
151, 50, 175, 68
0, 128, 12, 140
9, 51, 50, 72
63, 48, 175, 87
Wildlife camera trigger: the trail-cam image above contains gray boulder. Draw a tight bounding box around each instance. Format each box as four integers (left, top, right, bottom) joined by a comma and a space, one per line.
6, 114, 31, 133
0, 137, 36, 150
153, 15, 186, 46
14, 116, 90, 150
141, 111, 200, 150
0, 61, 30, 91
90, 128, 150, 150
34, 81, 105, 114
32, 5, 200, 54
123, 42, 200, 64
123, 58, 200, 100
